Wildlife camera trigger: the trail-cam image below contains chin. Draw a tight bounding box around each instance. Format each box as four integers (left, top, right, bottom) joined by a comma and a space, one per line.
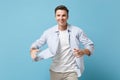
59, 23, 66, 26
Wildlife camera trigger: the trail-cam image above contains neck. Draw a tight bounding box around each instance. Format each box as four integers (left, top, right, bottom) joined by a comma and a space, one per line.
58, 24, 67, 31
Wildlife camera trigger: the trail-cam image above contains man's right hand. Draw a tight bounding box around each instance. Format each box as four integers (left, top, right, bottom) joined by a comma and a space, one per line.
30, 48, 39, 59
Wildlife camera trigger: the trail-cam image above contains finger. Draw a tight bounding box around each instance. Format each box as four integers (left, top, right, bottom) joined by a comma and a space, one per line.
32, 49, 39, 53
73, 48, 79, 52
31, 53, 37, 59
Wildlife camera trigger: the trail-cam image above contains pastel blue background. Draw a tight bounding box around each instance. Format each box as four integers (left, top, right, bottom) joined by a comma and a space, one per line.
0, 0, 120, 80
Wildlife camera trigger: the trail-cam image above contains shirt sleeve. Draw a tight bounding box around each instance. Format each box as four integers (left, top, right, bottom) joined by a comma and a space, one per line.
33, 48, 54, 61
30, 31, 47, 49
79, 30, 94, 53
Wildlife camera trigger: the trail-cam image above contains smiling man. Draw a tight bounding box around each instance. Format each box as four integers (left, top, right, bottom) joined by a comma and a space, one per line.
30, 5, 94, 80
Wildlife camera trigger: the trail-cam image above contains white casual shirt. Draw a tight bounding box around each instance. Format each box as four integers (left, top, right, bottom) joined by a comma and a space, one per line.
50, 30, 77, 72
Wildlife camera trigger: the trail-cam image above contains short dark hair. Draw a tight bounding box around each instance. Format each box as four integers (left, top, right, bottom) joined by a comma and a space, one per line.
55, 5, 69, 15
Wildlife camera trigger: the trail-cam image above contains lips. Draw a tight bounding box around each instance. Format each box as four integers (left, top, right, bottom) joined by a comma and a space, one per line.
59, 20, 64, 23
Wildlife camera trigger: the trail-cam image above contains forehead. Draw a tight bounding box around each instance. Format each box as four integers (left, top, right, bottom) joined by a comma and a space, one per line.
55, 10, 67, 14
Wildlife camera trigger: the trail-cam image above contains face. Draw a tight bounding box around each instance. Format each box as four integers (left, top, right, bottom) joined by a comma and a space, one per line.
55, 10, 68, 27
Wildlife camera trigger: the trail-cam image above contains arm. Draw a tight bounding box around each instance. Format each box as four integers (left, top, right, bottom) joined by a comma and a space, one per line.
74, 30, 94, 57
30, 32, 47, 60
30, 32, 47, 49
80, 30, 94, 53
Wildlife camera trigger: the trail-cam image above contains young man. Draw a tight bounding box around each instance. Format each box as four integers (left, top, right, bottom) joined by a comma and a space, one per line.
30, 5, 94, 80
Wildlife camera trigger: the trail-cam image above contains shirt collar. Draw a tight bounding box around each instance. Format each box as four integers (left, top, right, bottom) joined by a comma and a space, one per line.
54, 24, 71, 33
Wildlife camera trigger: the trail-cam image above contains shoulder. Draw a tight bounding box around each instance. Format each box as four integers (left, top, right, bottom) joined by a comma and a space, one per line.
68, 24, 83, 33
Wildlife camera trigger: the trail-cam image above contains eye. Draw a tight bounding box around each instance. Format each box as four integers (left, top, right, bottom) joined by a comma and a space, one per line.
62, 15, 66, 17
56, 14, 60, 17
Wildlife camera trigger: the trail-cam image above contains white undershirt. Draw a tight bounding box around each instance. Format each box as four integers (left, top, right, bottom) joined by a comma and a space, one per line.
50, 30, 77, 72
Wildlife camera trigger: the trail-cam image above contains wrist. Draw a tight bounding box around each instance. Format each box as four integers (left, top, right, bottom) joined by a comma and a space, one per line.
82, 49, 91, 56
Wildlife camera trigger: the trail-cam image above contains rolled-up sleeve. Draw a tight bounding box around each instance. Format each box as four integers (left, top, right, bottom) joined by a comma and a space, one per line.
79, 30, 94, 53
30, 31, 47, 49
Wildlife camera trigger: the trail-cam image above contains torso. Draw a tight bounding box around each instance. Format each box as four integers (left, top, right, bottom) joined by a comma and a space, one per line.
50, 29, 77, 72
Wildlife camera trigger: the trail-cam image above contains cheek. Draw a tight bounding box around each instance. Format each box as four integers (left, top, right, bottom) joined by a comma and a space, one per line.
55, 17, 59, 22
55, 16, 59, 20
63, 17, 68, 20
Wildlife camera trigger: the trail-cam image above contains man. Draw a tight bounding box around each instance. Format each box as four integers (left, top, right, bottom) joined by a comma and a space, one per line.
30, 5, 94, 80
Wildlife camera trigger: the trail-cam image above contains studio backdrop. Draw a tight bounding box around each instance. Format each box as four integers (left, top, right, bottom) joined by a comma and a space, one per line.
0, 0, 120, 80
